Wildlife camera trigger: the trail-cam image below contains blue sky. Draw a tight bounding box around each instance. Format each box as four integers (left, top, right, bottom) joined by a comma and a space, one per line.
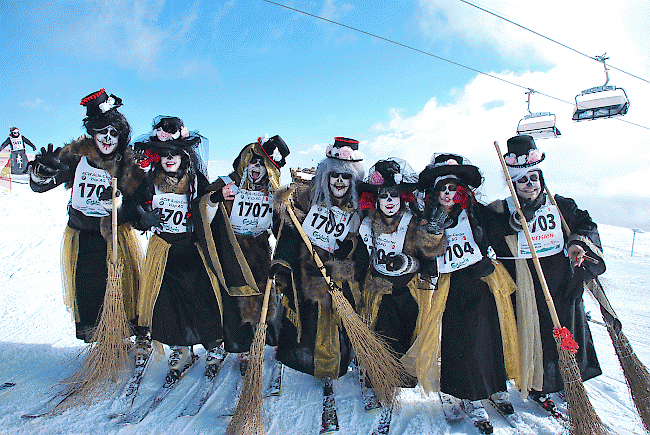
2, 0, 649, 228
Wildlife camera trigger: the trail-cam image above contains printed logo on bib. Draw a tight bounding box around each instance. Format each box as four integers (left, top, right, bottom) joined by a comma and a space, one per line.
506, 196, 564, 258
230, 190, 273, 236
153, 193, 189, 233
71, 156, 111, 217
302, 204, 353, 253
437, 210, 483, 273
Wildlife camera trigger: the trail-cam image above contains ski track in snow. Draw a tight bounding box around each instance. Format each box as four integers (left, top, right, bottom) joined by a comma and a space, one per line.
0, 182, 648, 435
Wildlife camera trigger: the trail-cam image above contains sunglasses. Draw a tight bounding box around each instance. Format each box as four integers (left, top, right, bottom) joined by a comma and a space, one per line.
160, 150, 181, 158
437, 183, 457, 192
93, 126, 119, 137
331, 172, 352, 180
516, 173, 539, 184
378, 191, 399, 199
249, 157, 264, 166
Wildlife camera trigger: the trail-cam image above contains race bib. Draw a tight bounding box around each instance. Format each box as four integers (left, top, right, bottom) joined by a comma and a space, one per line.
229, 189, 273, 236
70, 156, 111, 217
360, 212, 412, 259
506, 196, 564, 258
437, 209, 483, 273
152, 193, 189, 234
10, 136, 24, 151
302, 204, 353, 253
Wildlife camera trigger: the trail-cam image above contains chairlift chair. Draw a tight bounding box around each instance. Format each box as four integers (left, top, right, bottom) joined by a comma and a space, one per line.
573, 54, 629, 121
516, 89, 561, 139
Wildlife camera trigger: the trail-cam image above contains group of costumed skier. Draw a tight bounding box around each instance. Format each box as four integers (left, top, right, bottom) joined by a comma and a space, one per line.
24, 88, 607, 434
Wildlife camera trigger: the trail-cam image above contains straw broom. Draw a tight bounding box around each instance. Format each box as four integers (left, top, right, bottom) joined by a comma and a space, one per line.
545, 185, 650, 433
495, 141, 610, 435
283, 201, 406, 408
55, 177, 132, 412
225, 219, 284, 435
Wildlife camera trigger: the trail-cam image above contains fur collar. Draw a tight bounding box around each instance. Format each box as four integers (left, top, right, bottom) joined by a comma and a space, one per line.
153, 170, 191, 194
368, 208, 408, 236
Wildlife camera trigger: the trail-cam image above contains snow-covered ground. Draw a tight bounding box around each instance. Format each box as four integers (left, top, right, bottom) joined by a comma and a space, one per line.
0, 180, 648, 435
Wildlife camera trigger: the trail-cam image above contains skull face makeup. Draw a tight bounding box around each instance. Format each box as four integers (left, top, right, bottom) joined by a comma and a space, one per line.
246, 156, 267, 184
10, 129, 19, 138
93, 125, 119, 155
329, 171, 352, 198
515, 170, 542, 202
437, 182, 458, 210
160, 151, 182, 173
378, 188, 400, 217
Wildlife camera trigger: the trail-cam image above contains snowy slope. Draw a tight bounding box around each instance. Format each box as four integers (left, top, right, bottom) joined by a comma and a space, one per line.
0, 181, 648, 435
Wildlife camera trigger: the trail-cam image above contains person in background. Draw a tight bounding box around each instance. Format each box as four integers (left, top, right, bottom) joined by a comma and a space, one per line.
1, 126, 36, 174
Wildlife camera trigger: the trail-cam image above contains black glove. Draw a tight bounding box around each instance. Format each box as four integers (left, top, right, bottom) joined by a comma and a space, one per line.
27, 143, 64, 178
385, 252, 405, 272
209, 189, 224, 204
98, 186, 122, 210
426, 205, 453, 234
333, 239, 353, 260
136, 205, 164, 231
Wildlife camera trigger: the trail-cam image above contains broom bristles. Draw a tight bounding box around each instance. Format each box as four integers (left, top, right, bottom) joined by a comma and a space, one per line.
330, 289, 407, 409
607, 325, 650, 432
556, 337, 611, 435
225, 323, 267, 435
53, 260, 132, 413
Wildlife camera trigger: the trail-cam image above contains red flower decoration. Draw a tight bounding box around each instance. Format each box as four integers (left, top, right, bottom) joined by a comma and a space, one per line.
453, 185, 473, 209
400, 192, 415, 203
359, 191, 375, 211
553, 327, 579, 353
139, 149, 160, 168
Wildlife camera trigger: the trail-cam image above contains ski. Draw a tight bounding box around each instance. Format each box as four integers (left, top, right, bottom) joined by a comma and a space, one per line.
0, 382, 16, 392
488, 399, 535, 435
358, 367, 381, 412
371, 406, 393, 435
438, 392, 464, 423
21, 391, 73, 418
177, 351, 229, 417
320, 377, 339, 434
108, 349, 153, 416
218, 356, 249, 417
265, 360, 284, 397
116, 353, 201, 424
532, 394, 569, 423
460, 400, 493, 434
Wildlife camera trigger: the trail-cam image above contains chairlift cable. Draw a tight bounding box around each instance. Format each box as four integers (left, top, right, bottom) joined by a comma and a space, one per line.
459, 0, 650, 85
263, 0, 650, 131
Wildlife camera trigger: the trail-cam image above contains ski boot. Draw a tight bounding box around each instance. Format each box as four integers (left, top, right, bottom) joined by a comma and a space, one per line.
490, 391, 514, 415
238, 351, 250, 376
206, 346, 226, 366
133, 334, 152, 359
461, 399, 493, 434
531, 392, 557, 413
169, 346, 193, 372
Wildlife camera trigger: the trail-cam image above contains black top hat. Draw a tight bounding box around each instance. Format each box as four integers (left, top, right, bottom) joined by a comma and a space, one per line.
80, 89, 123, 119
358, 158, 418, 195
258, 135, 290, 169
504, 135, 545, 168
418, 153, 482, 190
132, 116, 201, 152
325, 137, 363, 162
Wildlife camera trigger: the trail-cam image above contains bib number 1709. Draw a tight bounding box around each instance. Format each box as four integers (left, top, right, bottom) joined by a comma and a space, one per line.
310, 212, 346, 238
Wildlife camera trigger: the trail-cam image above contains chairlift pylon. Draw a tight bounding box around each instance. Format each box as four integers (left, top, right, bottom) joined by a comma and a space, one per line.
516, 89, 561, 139
573, 53, 629, 121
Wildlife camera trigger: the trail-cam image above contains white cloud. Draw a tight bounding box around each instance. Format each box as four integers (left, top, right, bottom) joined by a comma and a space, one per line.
19, 98, 51, 112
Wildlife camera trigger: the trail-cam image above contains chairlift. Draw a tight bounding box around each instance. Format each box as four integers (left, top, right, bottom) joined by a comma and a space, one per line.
573, 54, 629, 121
516, 89, 561, 139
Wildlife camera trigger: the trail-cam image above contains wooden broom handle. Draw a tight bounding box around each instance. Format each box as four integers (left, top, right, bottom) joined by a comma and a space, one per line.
112, 177, 118, 263
494, 141, 562, 329
543, 185, 571, 236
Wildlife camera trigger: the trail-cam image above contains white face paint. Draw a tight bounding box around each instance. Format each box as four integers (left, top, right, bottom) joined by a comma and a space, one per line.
10, 130, 19, 138
161, 153, 182, 173
378, 189, 400, 217
515, 170, 542, 202
329, 171, 351, 198
437, 182, 457, 210
247, 156, 267, 183
93, 125, 119, 155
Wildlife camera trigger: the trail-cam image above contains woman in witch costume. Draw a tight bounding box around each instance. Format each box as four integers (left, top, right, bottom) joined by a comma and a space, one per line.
271, 137, 367, 382
133, 116, 226, 371
194, 135, 289, 371
27, 89, 146, 344
488, 135, 603, 413
413, 153, 520, 433
356, 158, 447, 374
